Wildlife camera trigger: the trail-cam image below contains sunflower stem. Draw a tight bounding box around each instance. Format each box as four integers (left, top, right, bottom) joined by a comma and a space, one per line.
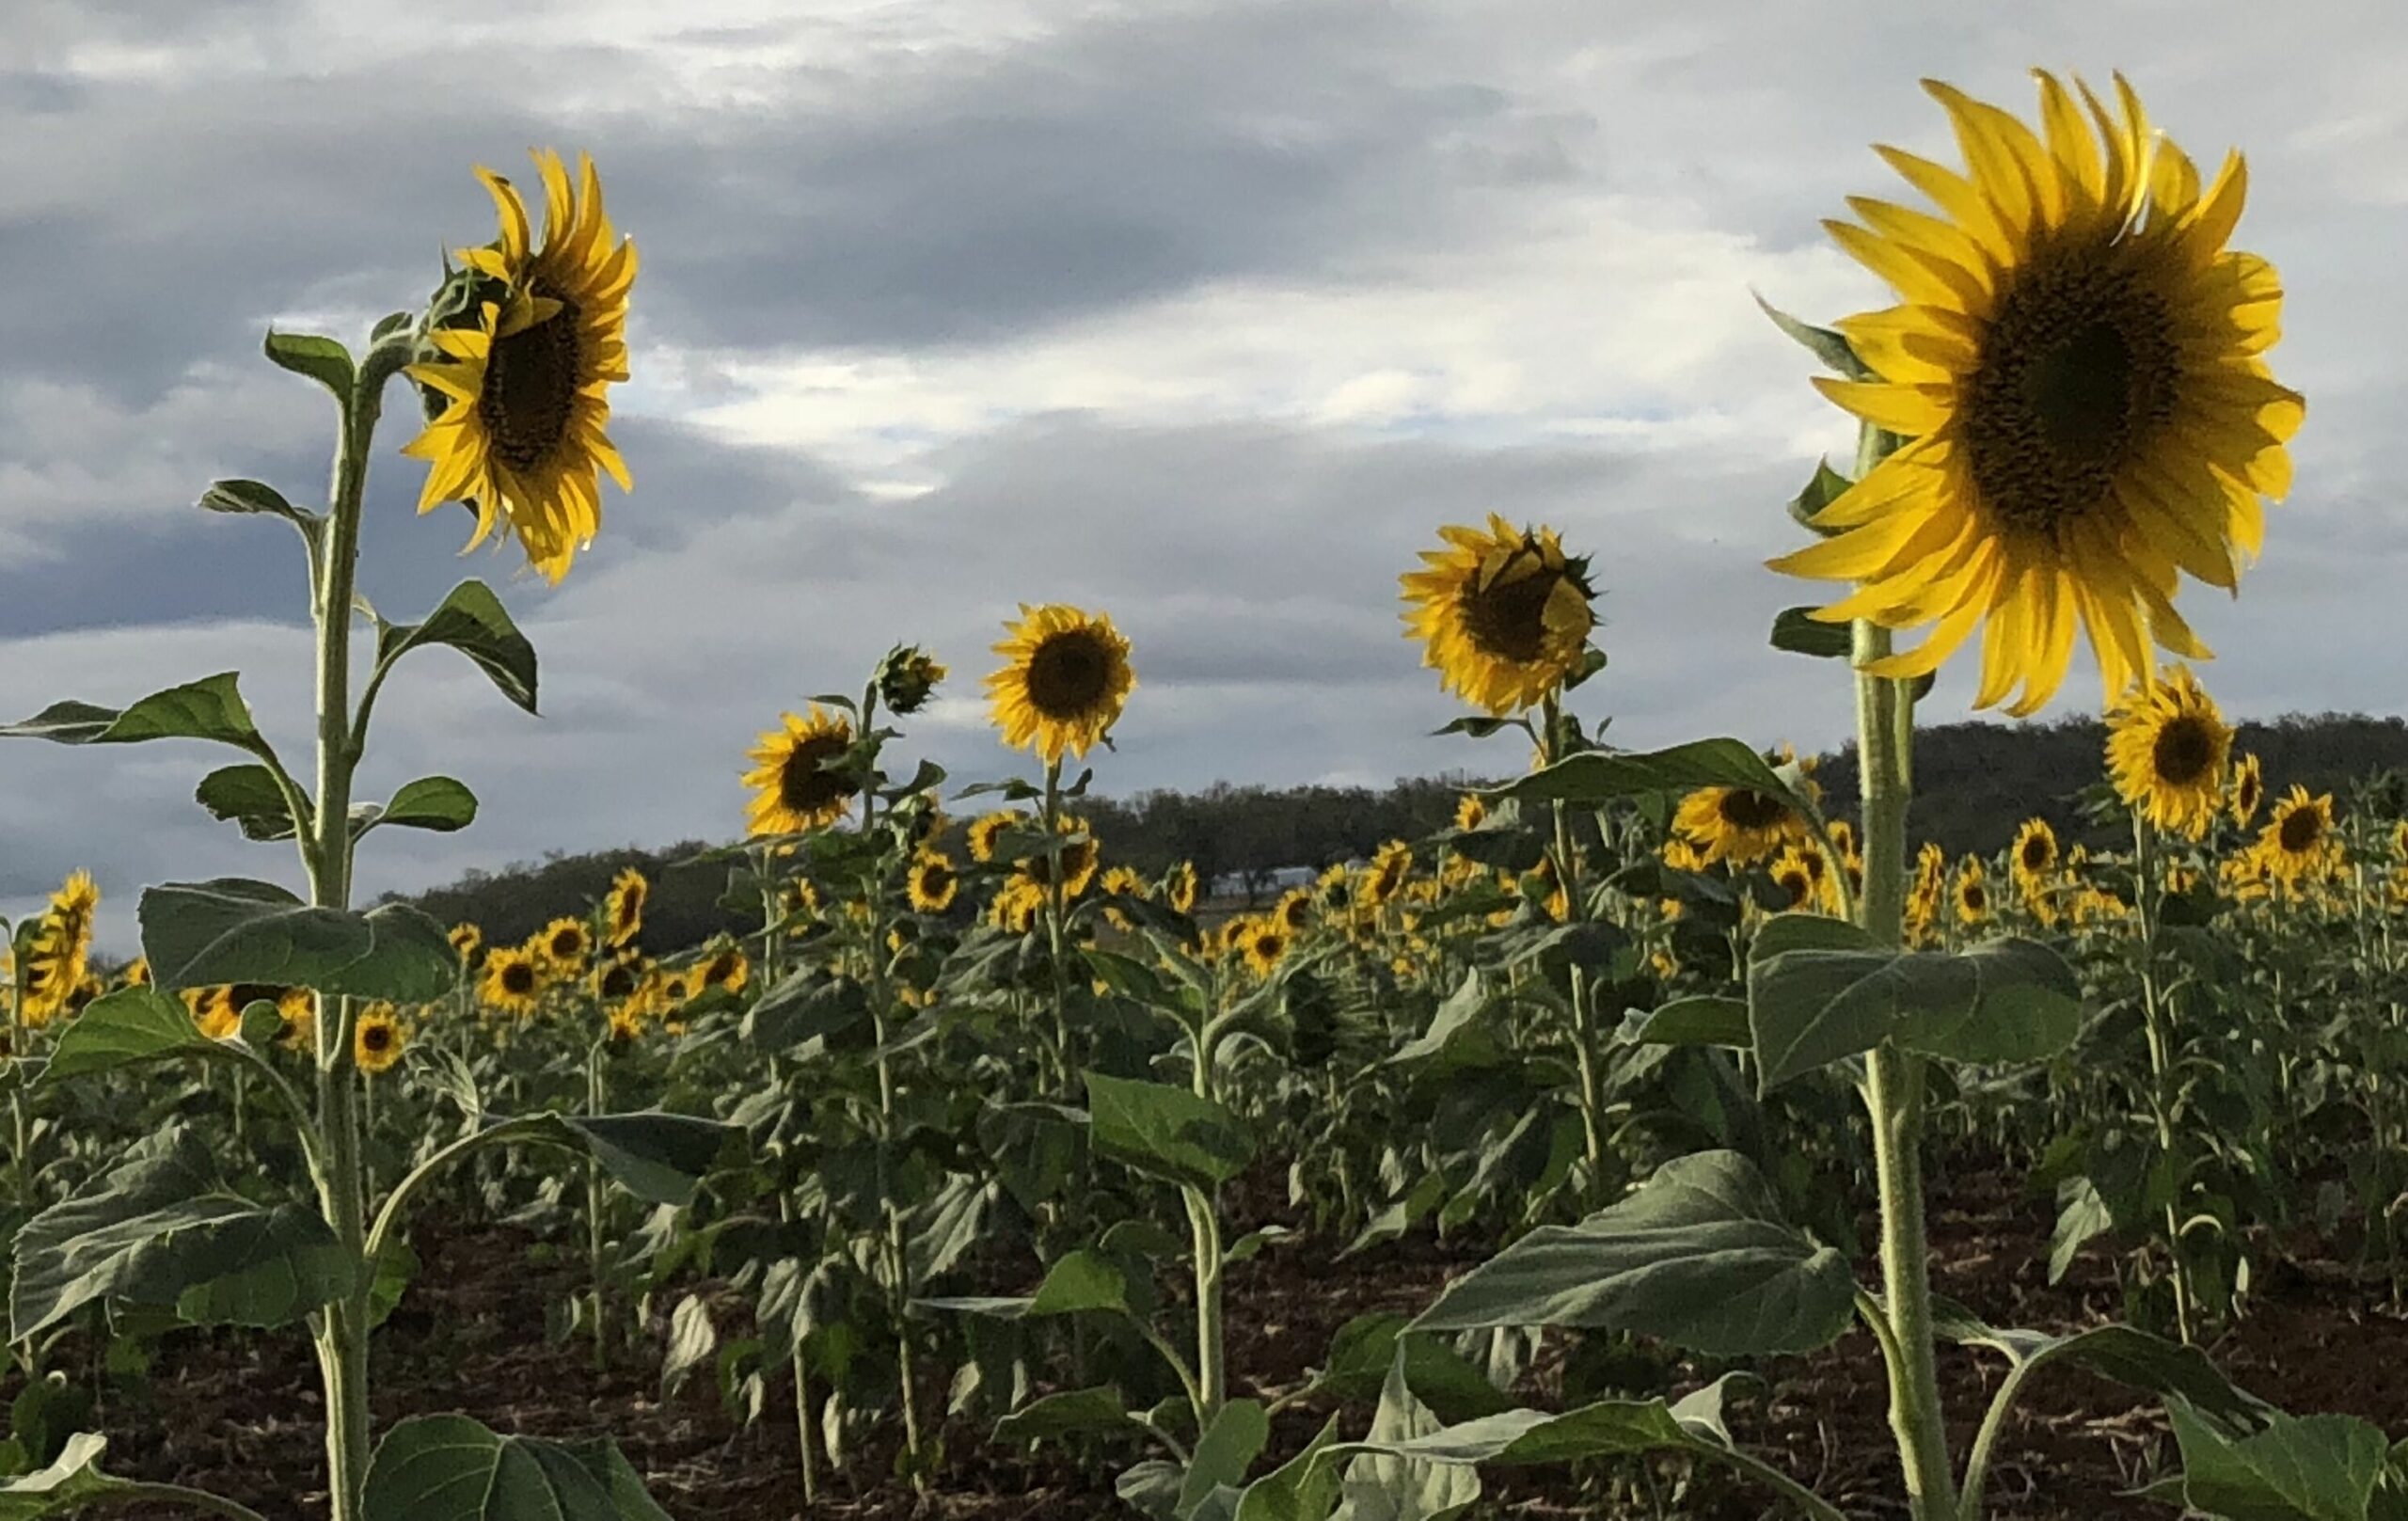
761, 875, 824, 1508
305, 329, 412, 1521
1846, 419, 1956, 1521
2131, 811, 2197, 1343
1540, 693, 1608, 1209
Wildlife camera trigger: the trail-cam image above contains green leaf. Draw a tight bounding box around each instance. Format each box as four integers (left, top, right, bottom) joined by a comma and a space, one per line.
40, 989, 215, 1083
2170, 1400, 2388, 1521
2050, 1177, 2114, 1285
0, 1434, 123, 1520
1770, 606, 1853, 659
537, 1112, 739, 1207
1232, 1416, 1344, 1521
362, 1415, 672, 1521
1787, 458, 1857, 536
140, 879, 456, 1002
198, 478, 317, 531
921, 1250, 1133, 1322
1487, 739, 1804, 811
374, 776, 479, 834
1748, 924, 2083, 1089
744, 972, 870, 1050
992, 1387, 1136, 1446
1391, 971, 1491, 1065
0, 673, 266, 752
1413, 1149, 1855, 1357
1753, 294, 1870, 379
1085, 1071, 1255, 1193
1939, 1311, 2267, 1430
376, 580, 539, 716
9, 1128, 356, 1340
1635, 996, 1751, 1048
196, 764, 305, 842
262, 329, 356, 396
1180, 1400, 1270, 1518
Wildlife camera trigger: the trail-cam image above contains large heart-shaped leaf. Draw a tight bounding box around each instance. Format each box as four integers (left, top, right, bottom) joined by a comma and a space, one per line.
40, 988, 217, 1083
140, 879, 456, 1002
1085, 1071, 1254, 1193
362, 1415, 670, 1521
375, 580, 539, 716
1413, 1149, 1854, 1356
9, 1128, 356, 1340
2167, 1400, 2389, 1521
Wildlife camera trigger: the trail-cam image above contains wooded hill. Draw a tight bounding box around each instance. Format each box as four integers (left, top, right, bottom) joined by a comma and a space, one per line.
388, 711, 2408, 957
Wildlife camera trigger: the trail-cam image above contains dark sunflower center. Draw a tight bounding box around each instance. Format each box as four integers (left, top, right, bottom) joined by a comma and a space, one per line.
1025, 632, 1115, 719
1964, 247, 2179, 535
551, 928, 582, 959
779, 735, 858, 815
362, 1024, 393, 1053
614, 890, 642, 933
1718, 789, 1791, 832
705, 955, 737, 984
2020, 836, 2053, 872
1963, 882, 1988, 911
501, 962, 536, 995
921, 863, 955, 896
229, 983, 283, 1009
1457, 557, 1560, 663
2151, 717, 2218, 788
2278, 807, 2323, 854
1778, 869, 1812, 904
478, 289, 583, 471
1257, 933, 1285, 959
600, 965, 637, 1000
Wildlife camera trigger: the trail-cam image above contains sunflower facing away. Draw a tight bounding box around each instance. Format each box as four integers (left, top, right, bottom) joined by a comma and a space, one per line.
967, 810, 1021, 863
450, 922, 484, 970
15, 869, 98, 1027
2258, 785, 2340, 885
2105, 666, 2231, 839
987, 605, 1136, 763
404, 149, 637, 583
1770, 72, 2304, 714
1164, 861, 1201, 914
1402, 515, 1596, 715
744, 705, 861, 836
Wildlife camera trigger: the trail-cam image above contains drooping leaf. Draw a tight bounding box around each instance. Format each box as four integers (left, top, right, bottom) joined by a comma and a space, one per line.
0, 1434, 124, 1520
9, 1128, 356, 1340
40, 988, 217, 1083
195, 764, 306, 842
139, 879, 456, 1002
1486, 740, 1804, 812
921, 1250, 1133, 1322
375, 580, 539, 716
1413, 1149, 1855, 1357
1635, 996, 1751, 1048
993, 1387, 1137, 1447
361, 1415, 672, 1521
1391, 971, 1491, 1065
1770, 606, 1853, 659
534, 1112, 740, 1207
1085, 1071, 1255, 1193
1938, 1310, 2268, 1430
198, 478, 317, 531
0, 673, 266, 753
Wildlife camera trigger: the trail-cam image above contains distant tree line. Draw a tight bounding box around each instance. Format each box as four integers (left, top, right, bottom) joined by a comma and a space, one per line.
387, 713, 2408, 956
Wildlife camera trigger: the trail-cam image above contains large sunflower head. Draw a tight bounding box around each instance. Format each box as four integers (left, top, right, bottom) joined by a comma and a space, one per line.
2104, 665, 2231, 839
1401, 515, 1596, 715
602, 868, 648, 948
2229, 752, 2265, 827
744, 705, 861, 837
986, 605, 1136, 763
909, 851, 961, 913
354, 1004, 407, 1075
1770, 72, 2303, 714
403, 150, 637, 583
2259, 784, 2340, 884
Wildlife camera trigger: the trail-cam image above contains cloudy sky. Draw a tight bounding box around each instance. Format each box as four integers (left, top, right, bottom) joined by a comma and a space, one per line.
5, 0, 2400, 946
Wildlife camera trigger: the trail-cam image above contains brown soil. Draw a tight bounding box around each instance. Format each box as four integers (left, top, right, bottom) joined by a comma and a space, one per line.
13, 1169, 2404, 1520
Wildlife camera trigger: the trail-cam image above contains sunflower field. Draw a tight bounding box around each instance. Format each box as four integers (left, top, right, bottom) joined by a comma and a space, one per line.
7, 68, 2399, 1521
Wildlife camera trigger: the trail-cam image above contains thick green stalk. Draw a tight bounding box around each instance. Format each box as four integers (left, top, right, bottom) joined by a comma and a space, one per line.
760, 875, 822, 1507
1040, 758, 1073, 1095
2131, 814, 2197, 1343
1185, 1024, 1228, 1419
585, 1038, 610, 1371
1540, 696, 1608, 1207
1847, 430, 1956, 1521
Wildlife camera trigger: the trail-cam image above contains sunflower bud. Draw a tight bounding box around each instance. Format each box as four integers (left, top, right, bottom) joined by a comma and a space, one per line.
876, 644, 947, 716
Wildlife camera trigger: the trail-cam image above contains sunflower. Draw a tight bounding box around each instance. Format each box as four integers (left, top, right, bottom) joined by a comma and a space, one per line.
481, 946, 544, 1017
1164, 861, 1200, 914
1239, 918, 1291, 978
185, 987, 238, 1041
354, 1005, 407, 1075
1315, 863, 1354, 914
602, 868, 648, 948
450, 922, 484, 970
1275, 889, 1314, 934
650, 970, 694, 1020
2229, 752, 2265, 827
876, 644, 947, 716
1021, 816, 1100, 897
404, 150, 636, 583
698, 943, 750, 994
2259, 785, 2340, 885
2105, 666, 2230, 840
1661, 832, 1711, 874
1102, 864, 1148, 902
119, 957, 150, 989
1401, 515, 1596, 715
1769, 72, 2303, 714
16, 870, 99, 1027
1955, 858, 1992, 926
1906, 842, 1949, 946
1455, 794, 1489, 832
990, 877, 1047, 934
1362, 841, 1414, 908
909, 851, 962, 913
2010, 817, 2062, 923
1672, 775, 1809, 868
1524, 857, 1572, 922
591, 955, 645, 1007
538, 916, 593, 973
744, 705, 861, 836
986, 604, 1136, 762
967, 809, 1021, 863
1767, 843, 1835, 914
